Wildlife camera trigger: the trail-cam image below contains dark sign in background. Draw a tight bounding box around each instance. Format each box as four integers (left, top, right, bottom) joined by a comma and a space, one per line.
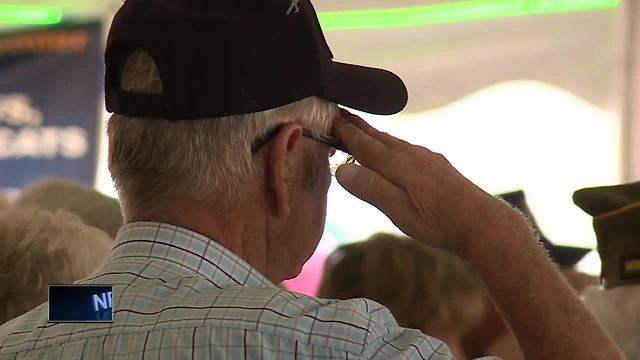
0, 22, 102, 189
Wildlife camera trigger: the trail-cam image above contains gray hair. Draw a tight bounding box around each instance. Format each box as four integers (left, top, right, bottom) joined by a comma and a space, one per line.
582, 284, 640, 360
0, 208, 112, 324
108, 50, 337, 216
14, 178, 123, 238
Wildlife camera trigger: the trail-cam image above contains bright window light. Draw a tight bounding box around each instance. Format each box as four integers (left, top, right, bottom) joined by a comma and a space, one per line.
327, 80, 619, 251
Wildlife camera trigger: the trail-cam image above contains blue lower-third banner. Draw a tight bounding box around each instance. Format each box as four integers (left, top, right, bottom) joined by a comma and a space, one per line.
48, 285, 113, 323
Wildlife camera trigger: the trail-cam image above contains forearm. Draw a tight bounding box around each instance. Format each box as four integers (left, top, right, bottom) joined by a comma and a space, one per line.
459, 206, 623, 360
331, 113, 623, 358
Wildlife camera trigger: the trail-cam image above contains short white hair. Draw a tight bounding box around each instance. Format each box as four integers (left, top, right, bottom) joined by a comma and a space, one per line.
108, 50, 338, 216
14, 178, 123, 238
0, 208, 113, 324
582, 284, 640, 360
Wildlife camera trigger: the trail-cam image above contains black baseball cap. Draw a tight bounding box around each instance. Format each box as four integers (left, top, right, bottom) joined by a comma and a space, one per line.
104, 0, 409, 120
498, 190, 591, 267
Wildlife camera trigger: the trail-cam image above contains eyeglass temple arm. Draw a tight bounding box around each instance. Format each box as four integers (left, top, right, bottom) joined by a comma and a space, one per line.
251, 125, 284, 153
252, 126, 352, 154
301, 129, 351, 154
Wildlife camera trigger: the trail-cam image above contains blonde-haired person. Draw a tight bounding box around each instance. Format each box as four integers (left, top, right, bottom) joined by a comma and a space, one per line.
15, 178, 123, 238
318, 233, 488, 360
0, 208, 113, 324
0, 193, 9, 210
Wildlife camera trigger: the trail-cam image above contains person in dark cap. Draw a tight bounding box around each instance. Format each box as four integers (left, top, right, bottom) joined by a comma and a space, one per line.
0, 0, 622, 359
498, 190, 597, 291
574, 181, 640, 360
500, 190, 591, 268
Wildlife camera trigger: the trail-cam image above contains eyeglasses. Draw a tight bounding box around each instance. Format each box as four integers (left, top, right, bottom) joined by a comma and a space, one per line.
251, 125, 356, 176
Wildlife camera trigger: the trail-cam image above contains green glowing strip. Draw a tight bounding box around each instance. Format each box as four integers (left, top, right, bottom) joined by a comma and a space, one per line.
0, 4, 63, 25
0, 0, 618, 28
318, 0, 620, 31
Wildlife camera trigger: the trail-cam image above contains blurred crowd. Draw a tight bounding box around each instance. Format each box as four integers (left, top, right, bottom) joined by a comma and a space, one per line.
0, 178, 120, 324
1, 176, 639, 359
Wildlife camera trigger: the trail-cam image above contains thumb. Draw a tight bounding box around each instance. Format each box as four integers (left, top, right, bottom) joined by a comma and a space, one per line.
335, 164, 410, 221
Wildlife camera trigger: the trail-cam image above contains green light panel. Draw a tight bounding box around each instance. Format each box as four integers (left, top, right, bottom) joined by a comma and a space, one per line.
318, 0, 620, 31
0, 4, 63, 25
0, 0, 619, 27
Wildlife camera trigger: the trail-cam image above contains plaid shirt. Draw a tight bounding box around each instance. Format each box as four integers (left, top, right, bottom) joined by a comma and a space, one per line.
0, 222, 497, 359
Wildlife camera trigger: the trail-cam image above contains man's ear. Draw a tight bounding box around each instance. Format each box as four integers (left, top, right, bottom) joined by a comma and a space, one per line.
266, 123, 303, 217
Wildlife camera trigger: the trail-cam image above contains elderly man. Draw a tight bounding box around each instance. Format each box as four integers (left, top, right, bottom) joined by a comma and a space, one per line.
0, 0, 622, 359
574, 182, 640, 360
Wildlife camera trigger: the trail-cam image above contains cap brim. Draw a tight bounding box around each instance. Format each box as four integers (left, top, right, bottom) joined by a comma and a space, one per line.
327, 62, 408, 115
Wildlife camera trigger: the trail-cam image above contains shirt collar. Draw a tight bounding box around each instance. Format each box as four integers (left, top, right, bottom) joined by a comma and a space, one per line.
110, 221, 275, 288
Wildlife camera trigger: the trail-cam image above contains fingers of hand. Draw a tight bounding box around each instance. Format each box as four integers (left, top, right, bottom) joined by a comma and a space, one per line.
333, 111, 491, 249
332, 117, 392, 173
335, 164, 412, 223
339, 108, 375, 134
339, 108, 409, 148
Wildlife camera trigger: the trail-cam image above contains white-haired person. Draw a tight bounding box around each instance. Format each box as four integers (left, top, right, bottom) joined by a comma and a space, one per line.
0, 0, 622, 359
15, 178, 123, 238
0, 208, 112, 325
318, 233, 488, 360
574, 182, 640, 360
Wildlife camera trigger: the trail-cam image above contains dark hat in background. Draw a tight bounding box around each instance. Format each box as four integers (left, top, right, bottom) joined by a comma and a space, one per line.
104, 0, 408, 120
497, 190, 591, 268
574, 182, 640, 289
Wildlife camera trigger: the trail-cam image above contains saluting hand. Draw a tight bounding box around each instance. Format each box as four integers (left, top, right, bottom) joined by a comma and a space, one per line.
333, 109, 512, 255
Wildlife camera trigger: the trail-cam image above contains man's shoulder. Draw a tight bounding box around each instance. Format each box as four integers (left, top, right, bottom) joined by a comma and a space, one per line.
158, 284, 401, 353
0, 283, 398, 356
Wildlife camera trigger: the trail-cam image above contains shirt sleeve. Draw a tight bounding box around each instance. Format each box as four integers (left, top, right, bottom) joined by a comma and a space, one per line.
361, 325, 502, 360
361, 325, 453, 359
